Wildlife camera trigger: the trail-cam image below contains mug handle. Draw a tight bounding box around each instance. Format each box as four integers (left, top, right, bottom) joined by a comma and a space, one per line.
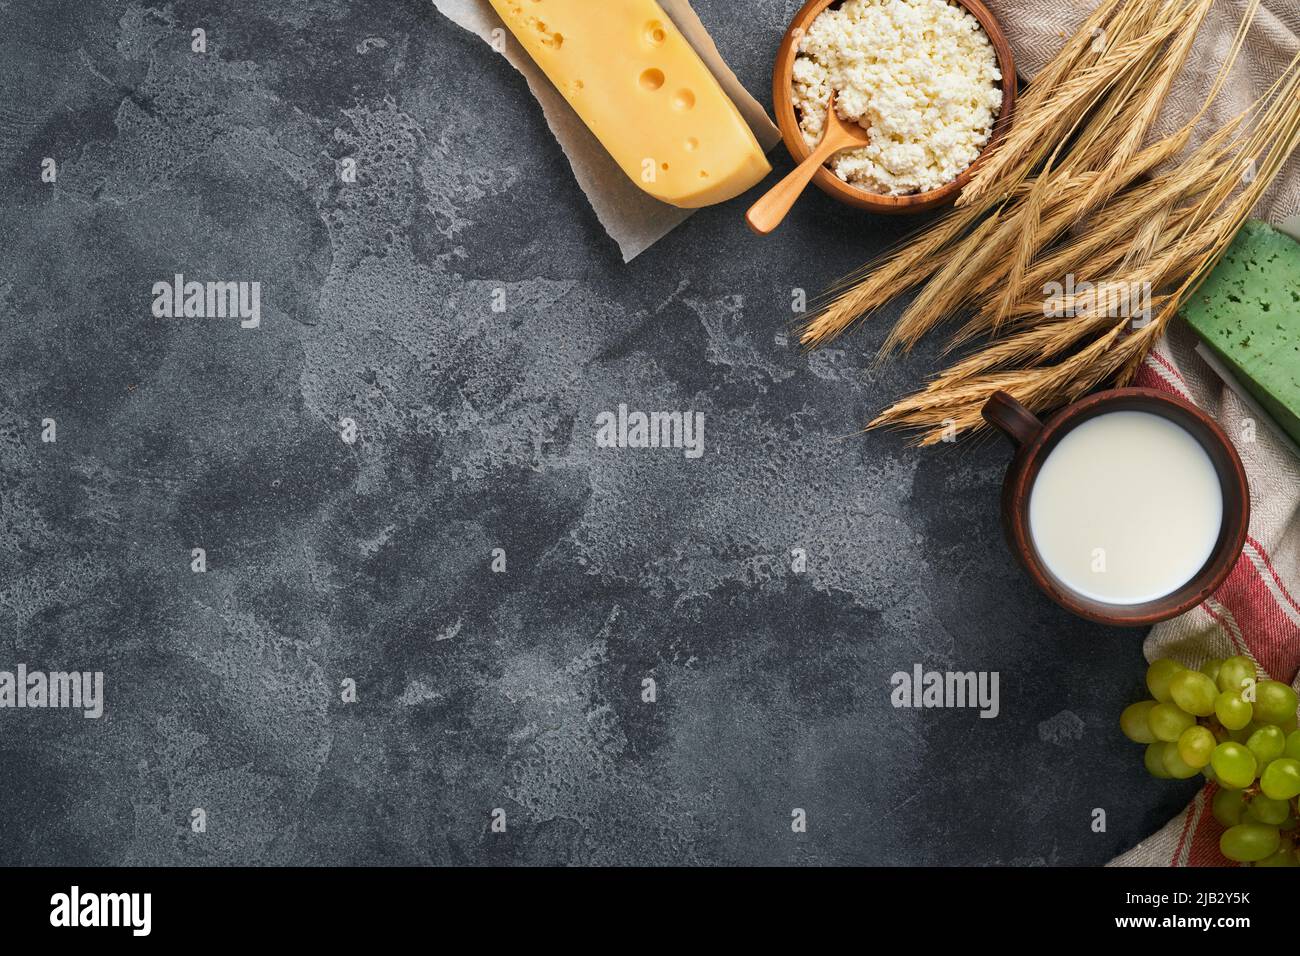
982, 391, 1043, 447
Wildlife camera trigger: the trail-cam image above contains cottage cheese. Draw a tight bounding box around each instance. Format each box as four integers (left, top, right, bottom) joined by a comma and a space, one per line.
792, 0, 1003, 196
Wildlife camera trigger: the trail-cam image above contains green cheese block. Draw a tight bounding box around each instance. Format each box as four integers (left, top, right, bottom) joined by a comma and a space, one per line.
1182, 220, 1300, 446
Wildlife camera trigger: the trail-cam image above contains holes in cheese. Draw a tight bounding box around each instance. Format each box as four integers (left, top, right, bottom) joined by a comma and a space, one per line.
488, 0, 770, 209
639, 69, 665, 91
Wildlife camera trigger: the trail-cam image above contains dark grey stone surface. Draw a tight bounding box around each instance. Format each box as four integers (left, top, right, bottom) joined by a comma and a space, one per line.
0, 0, 1199, 866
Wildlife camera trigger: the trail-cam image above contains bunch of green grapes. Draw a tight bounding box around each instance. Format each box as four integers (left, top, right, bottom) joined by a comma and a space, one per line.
1121, 655, 1300, 866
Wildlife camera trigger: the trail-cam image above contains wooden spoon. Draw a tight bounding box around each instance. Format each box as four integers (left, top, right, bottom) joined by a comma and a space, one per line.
745, 94, 872, 235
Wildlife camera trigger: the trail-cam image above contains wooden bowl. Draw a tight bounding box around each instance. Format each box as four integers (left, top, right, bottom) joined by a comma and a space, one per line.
772, 0, 1017, 215
983, 389, 1251, 628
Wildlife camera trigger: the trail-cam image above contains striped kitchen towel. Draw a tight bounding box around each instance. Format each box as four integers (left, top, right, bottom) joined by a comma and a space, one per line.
1107, 320, 1300, 867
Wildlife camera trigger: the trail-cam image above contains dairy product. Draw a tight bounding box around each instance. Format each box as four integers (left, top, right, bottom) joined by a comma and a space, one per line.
1182, 220, 1300, 447
488, 0, 771, 208
791, 0, 1003, 196
1028, 411, 1224, 605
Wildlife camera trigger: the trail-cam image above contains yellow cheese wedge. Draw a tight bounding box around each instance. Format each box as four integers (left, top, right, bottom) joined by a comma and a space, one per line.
488, 0, 771, 208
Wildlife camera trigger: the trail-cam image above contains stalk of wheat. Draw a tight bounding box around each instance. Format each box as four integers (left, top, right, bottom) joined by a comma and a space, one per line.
799, 0, 1300, 445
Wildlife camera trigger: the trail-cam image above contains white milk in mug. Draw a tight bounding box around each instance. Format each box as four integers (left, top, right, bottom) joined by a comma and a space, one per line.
1027, 411, 1224, 605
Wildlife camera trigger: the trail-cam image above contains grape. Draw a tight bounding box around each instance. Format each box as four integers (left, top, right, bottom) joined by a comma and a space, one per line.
1260, 757, 1300, 800
1253, 681, 1299, 725
1177, 725, 1215, 769
1245, 794, 1291, 826
1121, 661, 1298, 826
1120, 700, 1159, 744
1215, 691, 1254, 731
1247, 725, 1287, 768
1211, 742, 1258, 790
1144, 742, 1173, 778
1212, 788, 1246, 828
1217, 656, 1256, 695
1162, 744, 1202, 780
1220, 824, 1281, 863
1146, 659, 1185, 703
1254, 845, 1299, 867
1149, 703, 1195, 741
1169, 670, 1218, 717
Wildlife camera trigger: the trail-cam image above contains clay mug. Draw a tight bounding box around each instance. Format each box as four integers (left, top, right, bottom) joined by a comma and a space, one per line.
981, 388, 1250, 627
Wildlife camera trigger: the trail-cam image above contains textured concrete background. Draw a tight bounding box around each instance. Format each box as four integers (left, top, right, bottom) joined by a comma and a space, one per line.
0, 0, 1199, 865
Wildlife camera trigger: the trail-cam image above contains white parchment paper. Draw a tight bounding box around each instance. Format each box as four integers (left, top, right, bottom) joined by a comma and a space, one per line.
431, 0, 781, 262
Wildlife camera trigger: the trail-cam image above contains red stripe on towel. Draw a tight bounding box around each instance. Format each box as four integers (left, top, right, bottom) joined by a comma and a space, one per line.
1209, 553, 1299, 681
1186, 784, 1228, 867
1248, 535, 1300, 618
1148, 349, 1189, 386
